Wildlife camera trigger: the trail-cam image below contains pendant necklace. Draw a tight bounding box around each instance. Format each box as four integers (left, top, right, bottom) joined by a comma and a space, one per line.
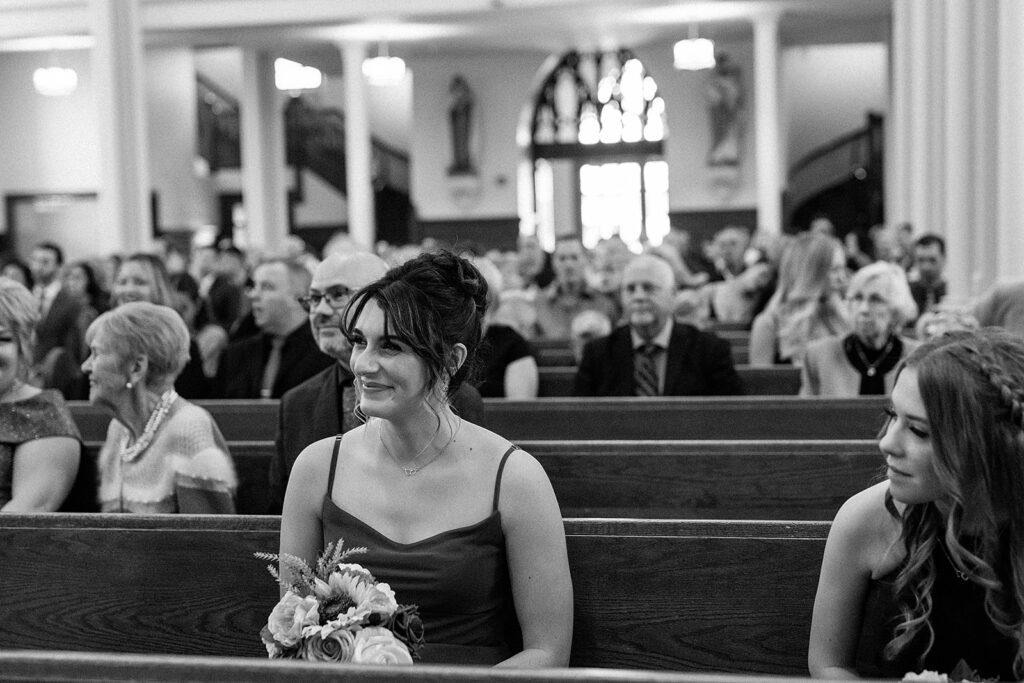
854, 336, 895, 377
938, 541, 971, 582
120, 390, 178, 463
377, 417, 457, 477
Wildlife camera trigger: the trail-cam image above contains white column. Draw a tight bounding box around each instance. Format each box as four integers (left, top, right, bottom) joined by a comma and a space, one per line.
342, 41, 375, 249
996, 0, 1024, 285
752, 11, 782, 236
240, 48, 287, 254
89, 0, 151, 252
941, 0, 972, 302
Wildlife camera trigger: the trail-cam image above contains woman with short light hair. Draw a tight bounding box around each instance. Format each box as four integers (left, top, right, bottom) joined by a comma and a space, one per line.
800, 261, 918, 396
82, 301, 236, 513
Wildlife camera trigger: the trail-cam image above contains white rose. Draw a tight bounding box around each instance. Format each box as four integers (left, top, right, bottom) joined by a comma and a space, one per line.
351, 627, 413, 665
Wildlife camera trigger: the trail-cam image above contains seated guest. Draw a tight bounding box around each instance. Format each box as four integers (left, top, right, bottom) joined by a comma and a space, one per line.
809, 329, 1024, 679
280, 251, 572, 665
49, 259, 112, 400
908, 233, 948, 316
705, 225, 774, 327
972, 279, 1024, 337
474, 257, 538, 398
82, 302, 236, 513
516, 234, 555, 290
1, 258, 33, 289
574, 254, 743, 397
272, 252, 484, 513
569, 309, 612, 365
801, 261, 918, 397
749, 233, 850, 367
0, 278, 82, 512
112, 253, 209, 399
215, 259, 332, 399
532, 236, 618, 339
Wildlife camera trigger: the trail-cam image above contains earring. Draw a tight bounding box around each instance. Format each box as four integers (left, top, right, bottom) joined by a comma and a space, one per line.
126, 381, 133, 389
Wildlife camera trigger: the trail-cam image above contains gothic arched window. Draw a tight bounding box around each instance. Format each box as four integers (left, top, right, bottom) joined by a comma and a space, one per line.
522, 49, 668, 252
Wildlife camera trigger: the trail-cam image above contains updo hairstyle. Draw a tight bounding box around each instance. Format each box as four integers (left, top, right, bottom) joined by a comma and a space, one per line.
343, 251, 487, 401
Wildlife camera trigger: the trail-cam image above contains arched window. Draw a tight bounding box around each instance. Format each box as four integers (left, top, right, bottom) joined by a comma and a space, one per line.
522, 49, 668, 253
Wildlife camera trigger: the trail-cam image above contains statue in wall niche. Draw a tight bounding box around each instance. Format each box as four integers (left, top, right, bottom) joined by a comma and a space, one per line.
705, 54, 744, 167
448, 75, 476, 176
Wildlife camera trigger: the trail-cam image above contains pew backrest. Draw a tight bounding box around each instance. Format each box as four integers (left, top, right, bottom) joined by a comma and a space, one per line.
83, 439, 881, 519
0, 515, 829, 674
70, 396, 890, 442
537, 365, 801, 397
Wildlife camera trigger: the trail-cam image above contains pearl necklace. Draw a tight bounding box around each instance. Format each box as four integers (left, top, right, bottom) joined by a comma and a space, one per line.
377, 417, 457, 477
120, 390, 178, 463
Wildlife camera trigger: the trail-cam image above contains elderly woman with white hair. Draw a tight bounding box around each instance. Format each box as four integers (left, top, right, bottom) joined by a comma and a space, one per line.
801, 261, 919, 396
82, 301, 237, 513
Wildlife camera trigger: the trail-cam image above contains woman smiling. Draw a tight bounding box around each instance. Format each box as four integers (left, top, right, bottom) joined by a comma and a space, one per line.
809, 329, 1024, 679
279, 251, 572, 667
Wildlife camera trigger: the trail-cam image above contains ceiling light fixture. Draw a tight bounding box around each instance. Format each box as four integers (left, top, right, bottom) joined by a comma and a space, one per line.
274, 58, 322, 92
673, 25, 716, 71
362, 43, 406, 86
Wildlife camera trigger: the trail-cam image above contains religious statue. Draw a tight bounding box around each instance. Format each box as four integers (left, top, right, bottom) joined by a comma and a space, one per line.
448, 75, 475, 175
705, 54, 744, 167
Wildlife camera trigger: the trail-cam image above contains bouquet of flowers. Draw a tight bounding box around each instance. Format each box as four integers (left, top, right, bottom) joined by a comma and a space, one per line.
903, 660, 998, 683
255, 539, 424, 664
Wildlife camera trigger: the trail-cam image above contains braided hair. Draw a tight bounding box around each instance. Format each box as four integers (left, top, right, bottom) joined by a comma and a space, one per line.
885, 328, 1024, 676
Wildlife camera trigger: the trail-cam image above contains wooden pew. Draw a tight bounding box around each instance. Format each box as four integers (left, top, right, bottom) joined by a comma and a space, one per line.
534, 338, 750, 367
70, 396, 890, 442
537, 365, 801, 397
0, 651, 833, 683
82, 439, 880, 520
0, 515, 830, 674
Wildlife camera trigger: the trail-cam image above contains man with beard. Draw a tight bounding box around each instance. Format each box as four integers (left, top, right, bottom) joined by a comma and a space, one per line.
269, 252, 484, 513
573, 254, 743, 397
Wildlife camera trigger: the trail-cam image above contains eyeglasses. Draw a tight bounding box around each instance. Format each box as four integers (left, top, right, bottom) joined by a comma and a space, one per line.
298, 286, 354, 312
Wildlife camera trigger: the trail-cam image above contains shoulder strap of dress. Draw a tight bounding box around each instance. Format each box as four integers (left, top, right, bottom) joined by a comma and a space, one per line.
492, 444, 520, 511
326, 434, 343, 494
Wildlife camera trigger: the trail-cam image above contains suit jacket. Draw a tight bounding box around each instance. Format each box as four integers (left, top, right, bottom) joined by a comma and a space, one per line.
214, 323, 332, 399
573, 323, 744, 397
34, 288, 83, 365
800, 335, 917, 397
270, 363, 486, 513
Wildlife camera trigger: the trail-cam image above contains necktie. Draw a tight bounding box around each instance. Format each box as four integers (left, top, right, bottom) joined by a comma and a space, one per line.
340, 383, 360, 434
260, 336, 285, 399
634, 343, 660, 397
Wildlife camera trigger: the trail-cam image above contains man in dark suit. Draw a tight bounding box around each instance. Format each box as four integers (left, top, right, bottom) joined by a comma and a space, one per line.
214, 258, 332, 399
29, 242, 84, 385
574, 253, 743, 397
270, 251, 484, 512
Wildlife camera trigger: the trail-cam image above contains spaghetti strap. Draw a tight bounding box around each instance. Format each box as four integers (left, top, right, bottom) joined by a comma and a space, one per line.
326, 434, 343, 495
491, 444, 519, 511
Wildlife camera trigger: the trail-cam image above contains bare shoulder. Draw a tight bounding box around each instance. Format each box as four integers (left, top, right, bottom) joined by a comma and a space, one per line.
831, 481, 903, 577
291, 427, 366, 480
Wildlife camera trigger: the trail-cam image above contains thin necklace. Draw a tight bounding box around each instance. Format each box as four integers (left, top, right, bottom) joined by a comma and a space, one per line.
377, 417, 456, 477
853, 336, 895, 377
938, 540, 971, 581
120, 390, 178, 463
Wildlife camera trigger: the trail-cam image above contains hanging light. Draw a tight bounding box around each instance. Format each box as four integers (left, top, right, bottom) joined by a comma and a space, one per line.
33, 55, 77, 97
274, 58, 322, 92
362, 43, 406, 86
673, 25, 716, 71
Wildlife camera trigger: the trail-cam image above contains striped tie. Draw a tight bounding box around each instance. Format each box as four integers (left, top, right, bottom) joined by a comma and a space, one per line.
634, 343, 660, 397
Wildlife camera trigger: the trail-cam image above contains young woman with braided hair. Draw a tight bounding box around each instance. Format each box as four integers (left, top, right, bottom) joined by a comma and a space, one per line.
809, 328, 1024, 679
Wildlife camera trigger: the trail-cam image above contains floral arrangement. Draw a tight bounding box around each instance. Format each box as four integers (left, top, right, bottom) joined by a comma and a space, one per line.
903, 660, 998, 683
255, 540, 424, 664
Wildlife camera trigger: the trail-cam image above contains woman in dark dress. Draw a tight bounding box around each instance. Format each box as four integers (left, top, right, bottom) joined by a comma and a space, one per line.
0, 277, 83, 512
279, 251, 571, 666
473, 257, 538, 399
809, 329, 1024, 679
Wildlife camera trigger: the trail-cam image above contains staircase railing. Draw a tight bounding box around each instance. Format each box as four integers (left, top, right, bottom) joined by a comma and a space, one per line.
196, 74, 241, 172
786, 112, 883, 224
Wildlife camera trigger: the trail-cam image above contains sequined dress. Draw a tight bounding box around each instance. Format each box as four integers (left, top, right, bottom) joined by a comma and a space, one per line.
0, 389, 82, 508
